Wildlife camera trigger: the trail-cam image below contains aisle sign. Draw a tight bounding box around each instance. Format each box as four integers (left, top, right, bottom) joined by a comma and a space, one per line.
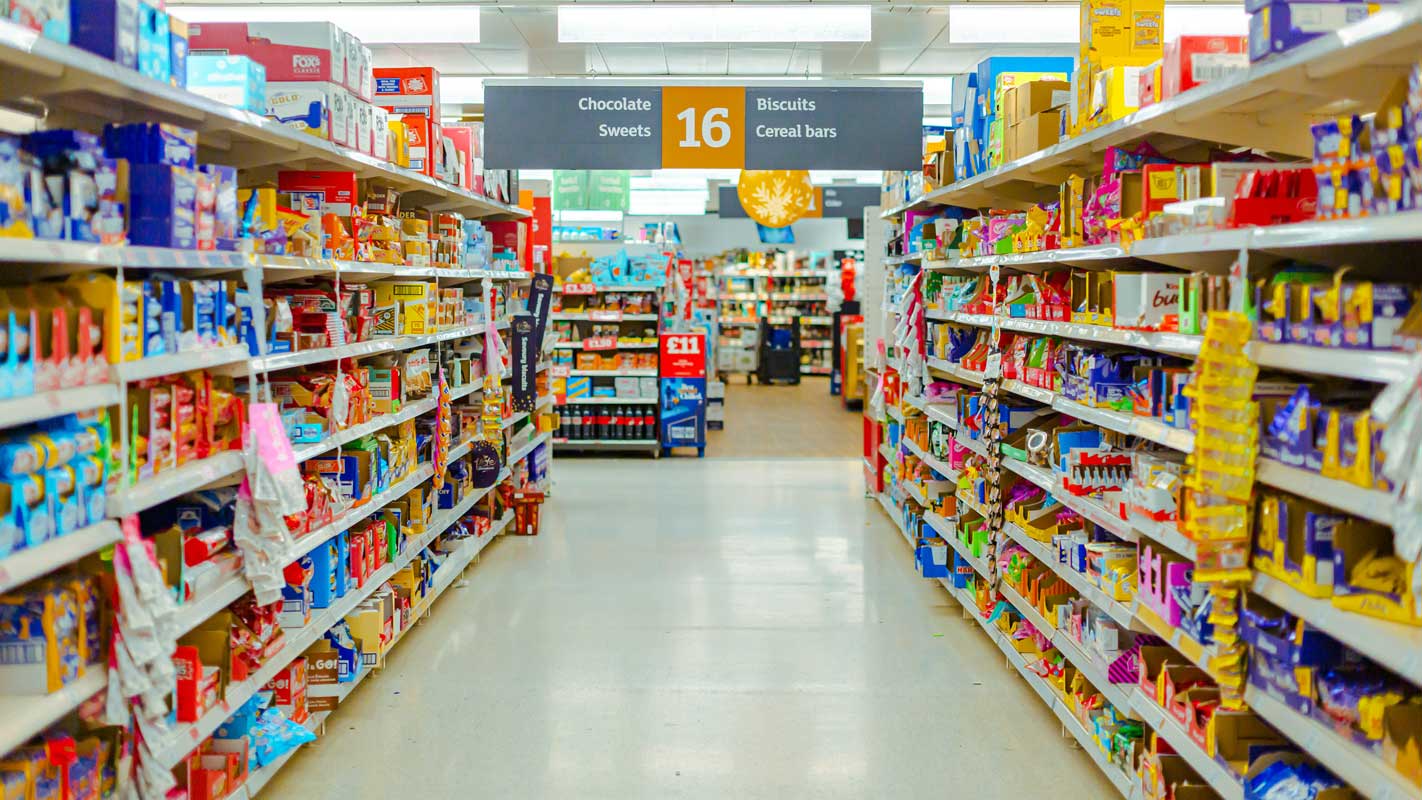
484, 81, 921, 169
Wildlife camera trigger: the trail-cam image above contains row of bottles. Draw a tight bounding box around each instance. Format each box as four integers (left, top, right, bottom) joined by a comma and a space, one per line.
556, 405, 657, 442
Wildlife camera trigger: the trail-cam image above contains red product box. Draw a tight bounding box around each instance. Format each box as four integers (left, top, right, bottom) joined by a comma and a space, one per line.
442, 125, 475, 189
188, 21, 346, 83
172, 645, 221, 723
263, 657, 308, 707
395, 115, 439, 177
1160, 36, 1247, 99
1138, 64, 1160, 109
277, 170, 359, 217
373, 67, 440, 112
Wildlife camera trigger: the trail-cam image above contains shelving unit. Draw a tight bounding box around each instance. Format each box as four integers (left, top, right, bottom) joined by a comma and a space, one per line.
869, 13, 1422, 798
0, 17, 553, 795
711, 251, 841, 378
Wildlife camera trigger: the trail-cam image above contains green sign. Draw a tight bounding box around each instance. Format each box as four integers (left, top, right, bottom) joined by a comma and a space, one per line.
553, 170, 588, 209
586, 170, 630, 212
553, 170, 628, 211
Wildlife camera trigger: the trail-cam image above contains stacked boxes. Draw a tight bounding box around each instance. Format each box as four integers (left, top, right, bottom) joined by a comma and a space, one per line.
188, 22, 376, 152
1076, 0, 1164, 134
1000, 79, 1070, 163
955, 56, 1075, 178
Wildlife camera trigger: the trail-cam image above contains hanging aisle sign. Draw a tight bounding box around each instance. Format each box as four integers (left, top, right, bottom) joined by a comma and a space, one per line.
483, 80, 922, 170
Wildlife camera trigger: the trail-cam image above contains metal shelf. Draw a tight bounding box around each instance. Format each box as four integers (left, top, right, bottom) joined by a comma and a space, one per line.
112, 345, 251, 383
551, 312, 660, 321
901, 437, 959, 481
252, 324, 487, 373
292, 397, 438, 463
0, 521, 122, 594
568, 369, 658, 377
0, 384, 121, 428
111, 451, 246, 516
556, 397, 657, 405
552, 438, 659, 449
1132, 690, 1244, 800
1245, 686, 1422, 800
1002, 523, 1140, 632
552, 342, 659, 350
1256, 460, 1395, 527
886, 7, 1422, 214
1251, 573, 1422, 687
0, 20, 526, 222
0, 669, 108, 756
936, 309, 1412, 384
1001, 458, 1136, 542
151, 465, 507, 770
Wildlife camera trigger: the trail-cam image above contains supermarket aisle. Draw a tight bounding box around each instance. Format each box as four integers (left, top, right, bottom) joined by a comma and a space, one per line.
268, 459, 1113, 799
708, 380, 860, 458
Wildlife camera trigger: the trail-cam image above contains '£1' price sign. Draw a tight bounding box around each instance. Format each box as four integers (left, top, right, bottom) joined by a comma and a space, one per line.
659, 333, 706, 378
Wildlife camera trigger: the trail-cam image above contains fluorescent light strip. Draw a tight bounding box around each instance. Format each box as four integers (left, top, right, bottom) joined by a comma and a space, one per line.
175, 4, 480, 44
557, 5, 871, 44
948, 2, 1246, 44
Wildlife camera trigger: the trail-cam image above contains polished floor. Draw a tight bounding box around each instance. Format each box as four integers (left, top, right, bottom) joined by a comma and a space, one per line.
707, 378, 860, 458
268, 458, 1116, 798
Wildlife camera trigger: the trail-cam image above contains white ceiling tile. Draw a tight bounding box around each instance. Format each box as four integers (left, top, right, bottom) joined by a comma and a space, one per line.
403, 44, 487, 75
726, 45, 793, 75
664, 45, 730, 75
527, 46, 600, 75
597, 44, 668, 75
370, 45, 420, 68
470, 47, 540, 75
498, 7, 559, 48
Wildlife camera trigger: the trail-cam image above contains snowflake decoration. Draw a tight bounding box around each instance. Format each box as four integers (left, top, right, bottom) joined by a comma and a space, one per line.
737, 170, 813, 228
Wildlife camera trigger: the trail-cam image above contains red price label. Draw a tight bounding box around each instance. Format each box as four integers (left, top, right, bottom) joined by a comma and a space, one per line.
563, 283, 596, 295
588, 309, 623, 322
550, 365, 571, 378
582, 336, 617, 351
659, 332, 706, 378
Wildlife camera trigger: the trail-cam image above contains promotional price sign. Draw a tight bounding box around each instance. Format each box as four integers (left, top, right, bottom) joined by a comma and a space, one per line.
658, 332, 707, 455
485, 80, 922, 170
659, 332, 707, 378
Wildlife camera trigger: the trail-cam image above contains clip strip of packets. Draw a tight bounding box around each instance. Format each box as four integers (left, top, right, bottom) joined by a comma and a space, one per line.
1182, 311, 1257, 708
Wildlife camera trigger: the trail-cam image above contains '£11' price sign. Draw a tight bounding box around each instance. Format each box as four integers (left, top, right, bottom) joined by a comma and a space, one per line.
659, 332, 705, 378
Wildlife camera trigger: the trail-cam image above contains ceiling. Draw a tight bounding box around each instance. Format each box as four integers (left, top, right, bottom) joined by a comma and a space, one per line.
369, 5, 1079, 78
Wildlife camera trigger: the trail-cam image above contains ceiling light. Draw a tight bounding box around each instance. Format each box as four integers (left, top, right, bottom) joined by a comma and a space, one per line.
557, 5, 871, 44
948, 5, 1077, 44
174, 4, 480, 44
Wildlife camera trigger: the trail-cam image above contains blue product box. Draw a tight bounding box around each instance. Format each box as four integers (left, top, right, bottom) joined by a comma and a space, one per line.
135, 1, 169, 82
1240, 605, 1339, 666
916, 541, 951, 579
128, 162, 195, 235
169, 17, 187, 88
1248, 2, 1379, 61
309, 536, 340, 608
187, 55, 268, 115
70, 0, 137, 67
103, 122, 196, 168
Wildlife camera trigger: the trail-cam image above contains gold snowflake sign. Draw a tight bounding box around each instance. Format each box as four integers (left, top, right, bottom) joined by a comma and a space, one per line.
736, 170, 814, 228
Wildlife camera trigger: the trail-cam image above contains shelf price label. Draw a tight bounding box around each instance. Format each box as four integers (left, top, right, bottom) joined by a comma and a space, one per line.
562, 283, 597, 295
661, 86, 745, 169
582, 336, 617, 351
588, 309, 623, 322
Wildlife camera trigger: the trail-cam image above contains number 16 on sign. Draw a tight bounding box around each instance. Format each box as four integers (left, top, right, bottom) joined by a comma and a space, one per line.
661, 86, 745, 168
